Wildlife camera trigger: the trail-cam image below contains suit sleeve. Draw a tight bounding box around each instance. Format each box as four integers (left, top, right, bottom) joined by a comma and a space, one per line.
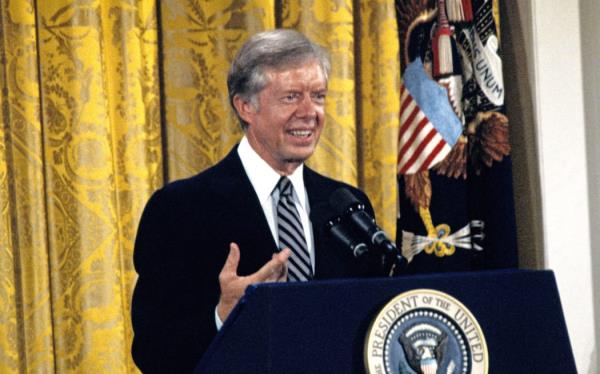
131, 189, 217, 373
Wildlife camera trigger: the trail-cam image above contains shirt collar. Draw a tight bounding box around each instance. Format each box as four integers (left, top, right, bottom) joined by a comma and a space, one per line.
237, 136, 307, 209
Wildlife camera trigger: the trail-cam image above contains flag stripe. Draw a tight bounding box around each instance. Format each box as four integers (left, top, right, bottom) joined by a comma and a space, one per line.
398, 116, 430, 163
400, 86, 411, 113
399, 112, 429, 149
400, 128, 438, 173
399, 100, 420, 137
398, 80, 457, 174
406, 137, 448, 174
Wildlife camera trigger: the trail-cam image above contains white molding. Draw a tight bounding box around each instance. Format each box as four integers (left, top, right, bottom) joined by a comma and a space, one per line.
527, 0, 596, 372
526, 0, 549, 268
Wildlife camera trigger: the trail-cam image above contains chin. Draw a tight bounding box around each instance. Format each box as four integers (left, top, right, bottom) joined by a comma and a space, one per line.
295, 150, 317, 161
284, 146, 316, 162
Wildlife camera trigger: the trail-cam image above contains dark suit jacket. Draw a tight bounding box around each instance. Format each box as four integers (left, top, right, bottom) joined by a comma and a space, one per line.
131, 146, 382, 373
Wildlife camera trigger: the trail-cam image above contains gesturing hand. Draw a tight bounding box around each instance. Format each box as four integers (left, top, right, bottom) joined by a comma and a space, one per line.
216, 242, 291, 322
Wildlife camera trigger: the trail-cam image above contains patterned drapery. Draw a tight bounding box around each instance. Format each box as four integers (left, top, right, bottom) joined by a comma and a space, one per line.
161, 0, 400, 229
1, 0, 399, 372
1, 1, 162, 372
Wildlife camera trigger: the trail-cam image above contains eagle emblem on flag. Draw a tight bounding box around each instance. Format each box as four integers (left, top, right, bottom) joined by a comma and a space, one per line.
395, 0, 516, 268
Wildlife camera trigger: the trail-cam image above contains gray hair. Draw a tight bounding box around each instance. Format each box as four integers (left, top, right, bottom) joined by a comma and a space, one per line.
227, 29, 331, 129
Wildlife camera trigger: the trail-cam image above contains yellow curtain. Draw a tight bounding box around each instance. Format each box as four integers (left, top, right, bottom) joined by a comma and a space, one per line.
1, 0, 161, 372
162, 0, 400, 235
160, 0, 275, 177
1, 0, 399, 372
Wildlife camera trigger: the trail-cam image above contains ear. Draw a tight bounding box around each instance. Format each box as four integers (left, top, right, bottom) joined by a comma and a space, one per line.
233, 95, 257, 126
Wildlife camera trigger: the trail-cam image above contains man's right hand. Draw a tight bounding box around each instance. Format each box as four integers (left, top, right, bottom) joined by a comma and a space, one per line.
216, 242, 291, 322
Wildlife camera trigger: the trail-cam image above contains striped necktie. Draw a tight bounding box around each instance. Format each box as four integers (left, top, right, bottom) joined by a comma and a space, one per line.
276, 176, 313, 281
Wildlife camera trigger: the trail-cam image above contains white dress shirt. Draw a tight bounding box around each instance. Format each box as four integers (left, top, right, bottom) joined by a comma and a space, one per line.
237, 136, 315, 264
216, 136, 315, 329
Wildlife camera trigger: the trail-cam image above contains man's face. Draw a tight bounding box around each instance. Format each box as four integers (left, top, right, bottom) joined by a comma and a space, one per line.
237, 59, 327, 174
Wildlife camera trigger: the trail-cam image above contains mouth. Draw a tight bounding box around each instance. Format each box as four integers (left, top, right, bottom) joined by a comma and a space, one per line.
288, 129, 313, 138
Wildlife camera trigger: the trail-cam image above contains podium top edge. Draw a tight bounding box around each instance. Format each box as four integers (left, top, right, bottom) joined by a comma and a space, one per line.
246, 268, 555, 293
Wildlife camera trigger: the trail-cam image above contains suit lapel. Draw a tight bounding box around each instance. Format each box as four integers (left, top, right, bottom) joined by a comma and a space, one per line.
209, 147, 279, 275
210, 151, 355, 279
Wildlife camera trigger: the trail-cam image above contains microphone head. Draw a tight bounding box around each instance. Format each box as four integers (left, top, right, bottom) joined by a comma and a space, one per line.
329, 188, 361, 217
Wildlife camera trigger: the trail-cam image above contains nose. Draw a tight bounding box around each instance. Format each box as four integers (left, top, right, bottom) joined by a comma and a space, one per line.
295, 94, 318, 119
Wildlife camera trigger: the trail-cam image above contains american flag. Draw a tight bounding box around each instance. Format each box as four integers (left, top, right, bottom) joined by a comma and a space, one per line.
397, 59, 462, 174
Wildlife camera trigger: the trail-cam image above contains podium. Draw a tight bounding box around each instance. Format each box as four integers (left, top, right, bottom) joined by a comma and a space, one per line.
195, 270, 576, 373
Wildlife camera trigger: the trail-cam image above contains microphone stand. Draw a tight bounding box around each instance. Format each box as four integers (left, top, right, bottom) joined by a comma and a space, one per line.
343, 202, 407, 276
327, 187, 408, 277
380, 242, 407, 277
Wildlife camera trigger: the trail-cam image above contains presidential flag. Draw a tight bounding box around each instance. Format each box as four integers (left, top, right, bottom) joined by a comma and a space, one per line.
395, 0, 518, 273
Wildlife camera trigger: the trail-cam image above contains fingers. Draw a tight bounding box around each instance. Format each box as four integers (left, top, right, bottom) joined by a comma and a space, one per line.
220, 242, 240, 278
217, 245, 290, 321
217, 243, 243, 322
249, 248, 291, 283
220, 244, 291, 287
264, 252, 288, 282
273, 253, 288, 281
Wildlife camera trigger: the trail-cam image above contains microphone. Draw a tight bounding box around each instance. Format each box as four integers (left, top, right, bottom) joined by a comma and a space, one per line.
326, 216, 369, 258
329, 188, 406, 269
310, 202, 369, 258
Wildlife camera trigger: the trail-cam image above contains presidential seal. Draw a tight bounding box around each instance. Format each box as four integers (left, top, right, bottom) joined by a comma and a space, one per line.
365, 289, 488, 374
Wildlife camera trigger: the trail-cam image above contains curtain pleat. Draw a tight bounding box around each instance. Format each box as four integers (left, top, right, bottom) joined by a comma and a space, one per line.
0, 1, 55, 372
0, 0, 414, 372
2, 0, 161, 372
355, 0, 400, 237
160, 0, 275, 180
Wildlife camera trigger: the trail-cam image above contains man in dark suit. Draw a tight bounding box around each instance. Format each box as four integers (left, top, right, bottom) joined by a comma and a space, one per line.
131, 29, 384, 373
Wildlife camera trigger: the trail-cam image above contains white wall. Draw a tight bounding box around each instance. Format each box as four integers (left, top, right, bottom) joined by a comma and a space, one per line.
527, 0, 597, 372
580, 0, 600, 372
